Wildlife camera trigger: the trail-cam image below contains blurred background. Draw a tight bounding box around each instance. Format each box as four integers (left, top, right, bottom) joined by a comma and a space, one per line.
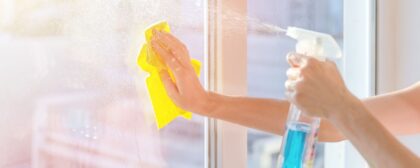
0, 0, 205, 167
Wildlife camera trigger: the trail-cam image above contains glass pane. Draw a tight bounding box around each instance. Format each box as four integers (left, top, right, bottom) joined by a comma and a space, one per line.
246, 0, 343, 167
0, 0, 205, 167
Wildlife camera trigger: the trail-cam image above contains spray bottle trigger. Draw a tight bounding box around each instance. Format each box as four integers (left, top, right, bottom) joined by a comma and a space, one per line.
295, 39, 326, 62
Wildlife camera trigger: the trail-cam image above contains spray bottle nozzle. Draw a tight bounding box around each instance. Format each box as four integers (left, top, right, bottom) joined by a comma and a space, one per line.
285, 27, 342, 61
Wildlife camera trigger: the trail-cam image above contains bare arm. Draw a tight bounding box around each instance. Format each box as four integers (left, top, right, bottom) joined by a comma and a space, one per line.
204, 83, 420, 142
151, 30, 420, 142
204, 94, 289, 135
201, 93, 343, 141
363, 83, 420, 137
329, 93, 420, 167
320, 83, 420, 141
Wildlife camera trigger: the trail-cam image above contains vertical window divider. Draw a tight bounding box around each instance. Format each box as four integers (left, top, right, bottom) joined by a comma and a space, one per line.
205, 0, 248, 167
324, 0, 377, 167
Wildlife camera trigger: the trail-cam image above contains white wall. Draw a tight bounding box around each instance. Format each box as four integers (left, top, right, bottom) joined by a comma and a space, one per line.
378, 0, 420, 92
394, 0, 420, 156
377, 0, 420, 156
394, 0, 420, 89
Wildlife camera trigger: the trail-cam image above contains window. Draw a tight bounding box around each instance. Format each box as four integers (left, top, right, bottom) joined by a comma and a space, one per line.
0, 0, 206, 167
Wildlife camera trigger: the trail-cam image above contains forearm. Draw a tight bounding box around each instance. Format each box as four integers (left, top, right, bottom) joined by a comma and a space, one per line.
201, 92, 344, 141
330, 96, 420, 168
203, 92, 289, 135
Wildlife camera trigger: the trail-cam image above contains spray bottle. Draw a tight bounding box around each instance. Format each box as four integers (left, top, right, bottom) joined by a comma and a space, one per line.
277, 27, 342, 168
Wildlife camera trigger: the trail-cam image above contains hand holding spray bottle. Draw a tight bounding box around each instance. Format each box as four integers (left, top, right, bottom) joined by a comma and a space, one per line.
277, 27, 342, 168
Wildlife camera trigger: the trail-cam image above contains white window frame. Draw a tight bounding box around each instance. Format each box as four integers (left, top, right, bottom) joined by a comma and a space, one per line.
205, 0, 248, 168
325, 0, 376, 168
204, 0, 377, 167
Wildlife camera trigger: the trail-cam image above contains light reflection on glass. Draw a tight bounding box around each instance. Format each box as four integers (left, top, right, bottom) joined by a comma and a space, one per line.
0, 0, 205, 167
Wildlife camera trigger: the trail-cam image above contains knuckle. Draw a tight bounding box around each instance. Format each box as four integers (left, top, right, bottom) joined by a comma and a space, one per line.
305, 58, 316, 67
170, 49, 178, 55
180, 45, 189, 55
300, 67, 309, 76
306, 58, 319, 68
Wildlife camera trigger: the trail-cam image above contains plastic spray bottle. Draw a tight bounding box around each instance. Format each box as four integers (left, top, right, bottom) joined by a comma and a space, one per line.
277, 27, 342, 168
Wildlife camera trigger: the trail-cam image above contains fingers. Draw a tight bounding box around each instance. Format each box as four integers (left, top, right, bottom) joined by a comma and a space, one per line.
286, 68, 300, 81
284, 80, 297, 103
285, 79, 298, 92
153, 30, 191, 67
151, 39, 183, 72
286, 52, 302, 67
287, 52, 311, 67
285, 79, 302, 105
155, 30, 186, 51
159, 70, 180, 99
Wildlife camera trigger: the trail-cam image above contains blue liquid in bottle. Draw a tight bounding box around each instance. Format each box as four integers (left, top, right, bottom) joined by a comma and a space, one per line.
282, 122, 311, 168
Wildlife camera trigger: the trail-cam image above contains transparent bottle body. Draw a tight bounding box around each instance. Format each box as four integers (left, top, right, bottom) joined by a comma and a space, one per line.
277, 104, 320, 168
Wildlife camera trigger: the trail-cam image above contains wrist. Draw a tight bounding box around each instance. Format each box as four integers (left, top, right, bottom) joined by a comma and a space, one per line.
196, 91, 220, 118
325, 92, 362, 123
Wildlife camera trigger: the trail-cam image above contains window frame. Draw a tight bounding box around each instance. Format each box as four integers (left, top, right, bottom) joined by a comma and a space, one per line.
205, 0, 248, 167
324, 0, 377, 167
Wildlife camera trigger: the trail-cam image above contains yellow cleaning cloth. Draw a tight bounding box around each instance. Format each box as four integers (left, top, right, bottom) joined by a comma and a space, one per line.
137, 21, 201, 129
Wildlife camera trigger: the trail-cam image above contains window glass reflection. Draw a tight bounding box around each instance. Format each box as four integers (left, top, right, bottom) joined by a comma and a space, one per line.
0, 0, 205, 167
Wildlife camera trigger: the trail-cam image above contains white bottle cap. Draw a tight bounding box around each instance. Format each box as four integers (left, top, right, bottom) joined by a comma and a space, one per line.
286, 27, 342, 61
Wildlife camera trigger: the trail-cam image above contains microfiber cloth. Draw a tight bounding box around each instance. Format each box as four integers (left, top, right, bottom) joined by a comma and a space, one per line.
137, 21, 201, 129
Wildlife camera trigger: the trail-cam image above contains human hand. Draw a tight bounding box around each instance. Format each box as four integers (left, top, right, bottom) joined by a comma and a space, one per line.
285, 52, 357, 119
150, 30, 209, 114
